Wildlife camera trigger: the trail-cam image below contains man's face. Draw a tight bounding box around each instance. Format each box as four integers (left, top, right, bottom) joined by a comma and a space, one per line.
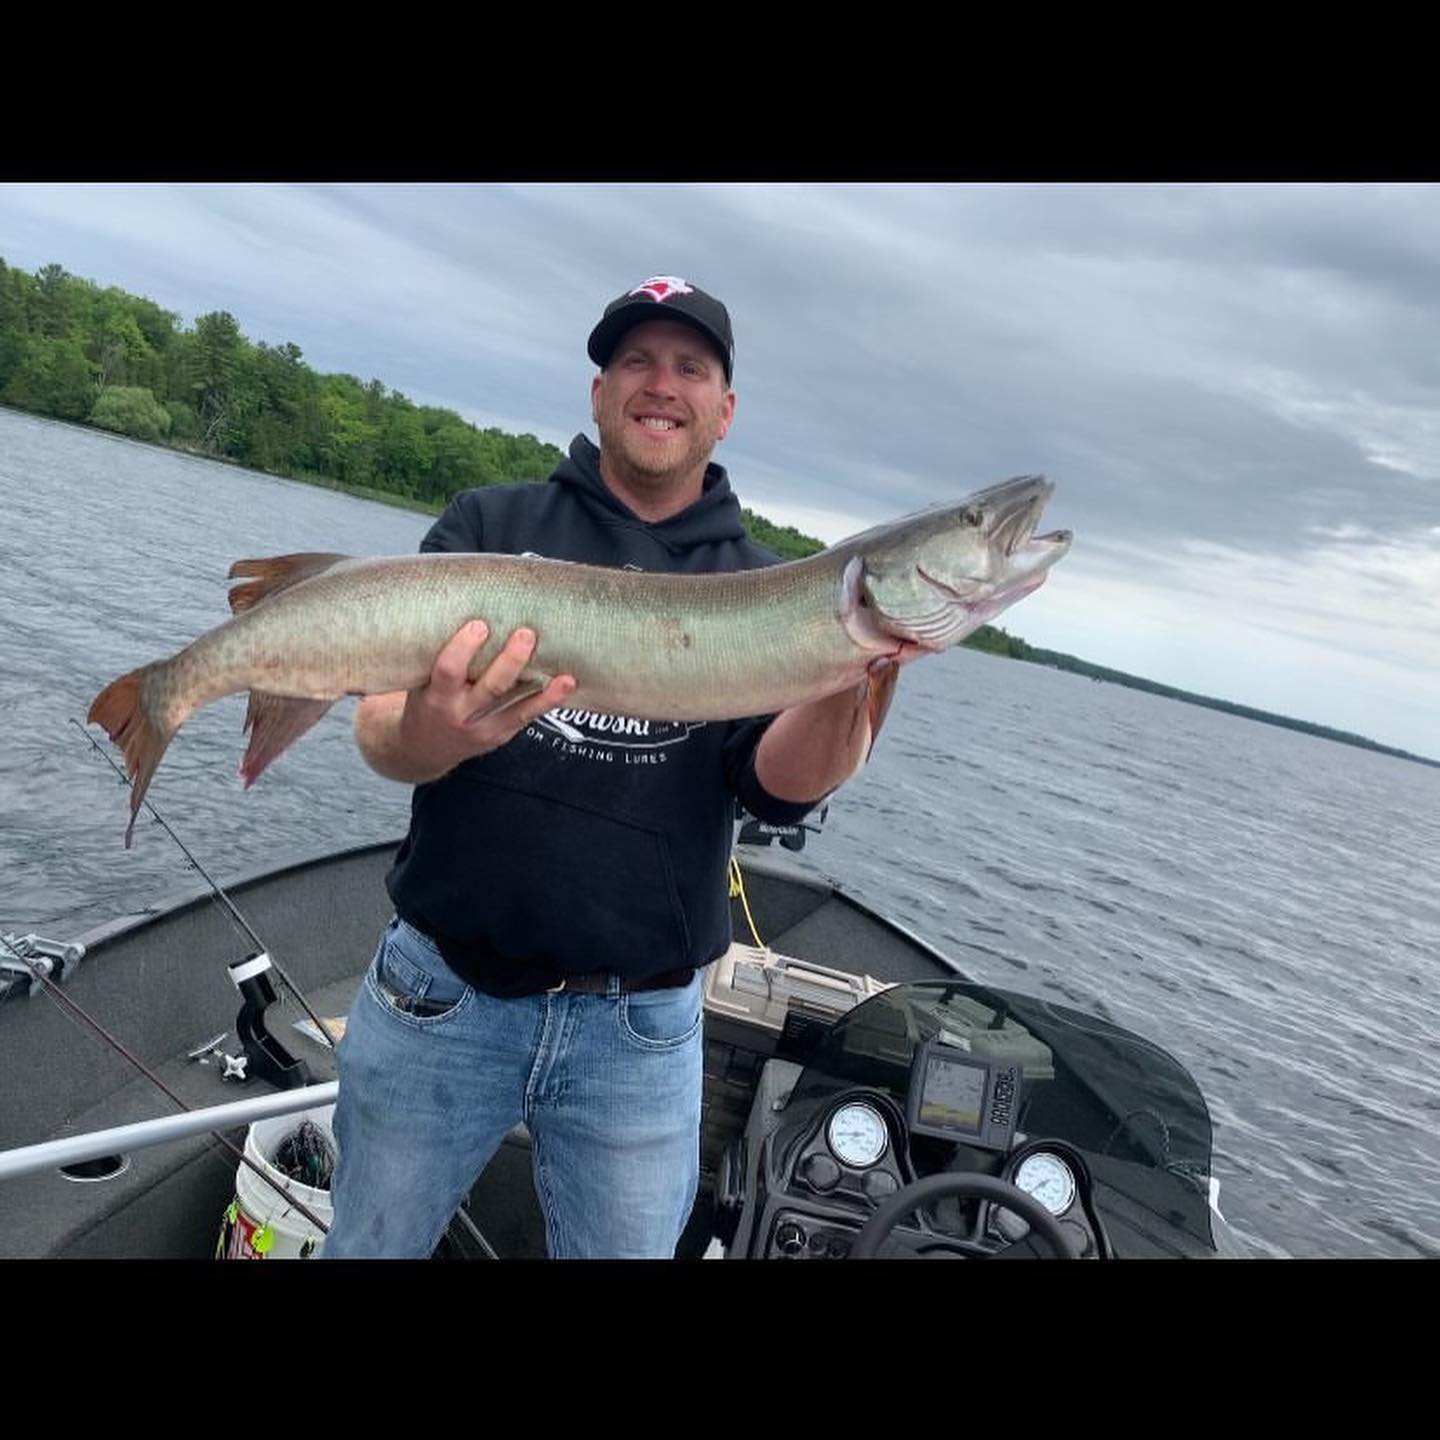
591, 319, 736, 493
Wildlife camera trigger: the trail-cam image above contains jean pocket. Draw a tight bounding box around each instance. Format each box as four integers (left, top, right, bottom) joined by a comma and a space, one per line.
618, 977, 703, 1051
367, 917, 472, 1024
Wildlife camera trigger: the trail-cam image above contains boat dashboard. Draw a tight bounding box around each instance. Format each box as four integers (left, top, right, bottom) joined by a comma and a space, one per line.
716, 977, 1228, 1260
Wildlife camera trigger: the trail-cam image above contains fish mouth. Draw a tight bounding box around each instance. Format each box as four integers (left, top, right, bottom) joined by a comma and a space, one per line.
915, 544, 1063, 611
912, 516, 1072, 636
979, 475, 1055, 557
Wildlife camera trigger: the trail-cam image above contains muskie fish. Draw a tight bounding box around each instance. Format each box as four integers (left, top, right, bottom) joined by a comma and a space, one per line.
89, 475, 1071, 844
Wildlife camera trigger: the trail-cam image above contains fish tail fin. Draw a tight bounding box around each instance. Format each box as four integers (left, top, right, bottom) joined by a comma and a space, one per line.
227, 552, 350, 614
239, 692, 338, 788
87, 663, 189, 847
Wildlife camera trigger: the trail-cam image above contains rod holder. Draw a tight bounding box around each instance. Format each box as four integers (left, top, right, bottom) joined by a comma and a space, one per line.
228, 952, 312, 1090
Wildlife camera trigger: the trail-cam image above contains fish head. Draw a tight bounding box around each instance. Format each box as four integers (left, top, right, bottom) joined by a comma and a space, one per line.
844, 475, 1072, 652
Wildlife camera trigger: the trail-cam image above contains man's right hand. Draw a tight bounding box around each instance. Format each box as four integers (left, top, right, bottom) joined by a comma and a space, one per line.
355, 620, 577, 784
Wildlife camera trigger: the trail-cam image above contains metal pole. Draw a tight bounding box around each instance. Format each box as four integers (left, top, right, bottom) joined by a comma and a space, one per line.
0, 1081, 339, 1183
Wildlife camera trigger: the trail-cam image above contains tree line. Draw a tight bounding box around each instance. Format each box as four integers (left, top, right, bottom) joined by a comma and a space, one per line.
0, 256, 857, 570
984, 630, 1438, 769
2, 259, 989, 571
0, 257, 570, 507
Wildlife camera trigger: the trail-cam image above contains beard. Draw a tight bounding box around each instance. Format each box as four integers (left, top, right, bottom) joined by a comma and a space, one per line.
594, 404, 723, 493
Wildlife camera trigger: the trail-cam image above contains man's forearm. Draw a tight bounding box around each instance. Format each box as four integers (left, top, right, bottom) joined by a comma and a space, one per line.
354, 693, 455, 784
753, 680, 872, 805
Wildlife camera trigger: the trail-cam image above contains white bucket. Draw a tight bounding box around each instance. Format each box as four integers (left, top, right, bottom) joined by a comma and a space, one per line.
220, 1104, 336, 1259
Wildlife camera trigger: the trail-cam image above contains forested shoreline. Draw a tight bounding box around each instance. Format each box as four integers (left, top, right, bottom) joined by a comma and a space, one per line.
0, 256, 568, 512
2, 255, 1429, 767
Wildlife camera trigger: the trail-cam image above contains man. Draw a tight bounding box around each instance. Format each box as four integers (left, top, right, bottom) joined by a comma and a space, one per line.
325, 277, 889, 1258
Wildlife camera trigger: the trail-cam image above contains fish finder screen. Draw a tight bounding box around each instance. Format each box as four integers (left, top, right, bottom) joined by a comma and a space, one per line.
918, 1053, 987, 1135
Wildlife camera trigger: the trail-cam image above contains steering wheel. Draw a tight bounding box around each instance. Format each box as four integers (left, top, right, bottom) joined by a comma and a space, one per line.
849, 1173, 1076, 1259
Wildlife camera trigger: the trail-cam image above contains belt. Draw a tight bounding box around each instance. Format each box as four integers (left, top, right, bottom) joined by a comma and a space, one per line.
392, 967, 696, 1016
542, 967, 695, 996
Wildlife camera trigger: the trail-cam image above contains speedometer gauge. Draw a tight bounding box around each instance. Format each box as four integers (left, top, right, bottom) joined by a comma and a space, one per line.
827, 1102, 889, 1168
1014, 1153, 1076, 1215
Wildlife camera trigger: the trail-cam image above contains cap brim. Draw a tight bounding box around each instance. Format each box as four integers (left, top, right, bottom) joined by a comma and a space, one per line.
587, 304, 732, 381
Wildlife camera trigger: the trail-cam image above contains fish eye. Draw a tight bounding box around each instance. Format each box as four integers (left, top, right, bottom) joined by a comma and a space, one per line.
961, 506, 983, 528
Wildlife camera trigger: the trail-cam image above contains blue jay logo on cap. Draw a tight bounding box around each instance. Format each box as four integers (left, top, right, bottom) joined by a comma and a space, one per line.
629, 276, 694, 302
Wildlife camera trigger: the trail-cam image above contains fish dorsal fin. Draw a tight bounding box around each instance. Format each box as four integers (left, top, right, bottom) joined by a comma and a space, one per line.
226, 553, 351, 614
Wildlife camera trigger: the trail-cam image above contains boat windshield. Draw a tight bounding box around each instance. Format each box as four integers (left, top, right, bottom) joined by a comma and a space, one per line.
789, 979, 1219, 1254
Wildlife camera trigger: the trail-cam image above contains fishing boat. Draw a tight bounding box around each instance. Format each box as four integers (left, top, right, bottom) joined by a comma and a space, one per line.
0, 816, 1244, 1259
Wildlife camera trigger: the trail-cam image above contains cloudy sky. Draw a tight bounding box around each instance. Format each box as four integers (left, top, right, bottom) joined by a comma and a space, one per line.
3, 182, 1437, 757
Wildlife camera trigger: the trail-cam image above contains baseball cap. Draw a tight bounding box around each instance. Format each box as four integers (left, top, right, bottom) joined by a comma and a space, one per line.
587, 276, 734, 383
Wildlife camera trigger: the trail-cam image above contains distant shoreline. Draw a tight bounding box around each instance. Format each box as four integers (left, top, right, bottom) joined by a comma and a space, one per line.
1021, 645, 1439, 770
6, 401, 1433, 771
0, 402, 449, 518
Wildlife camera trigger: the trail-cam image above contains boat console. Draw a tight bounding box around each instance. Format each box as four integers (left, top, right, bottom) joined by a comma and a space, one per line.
710, 955, 1229, 1260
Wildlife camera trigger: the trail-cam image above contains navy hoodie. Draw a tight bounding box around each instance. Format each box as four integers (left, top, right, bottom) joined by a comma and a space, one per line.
385, 435, 818, 995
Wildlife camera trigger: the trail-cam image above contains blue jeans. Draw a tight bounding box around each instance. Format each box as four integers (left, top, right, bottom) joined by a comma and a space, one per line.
324, 916, 704, 1259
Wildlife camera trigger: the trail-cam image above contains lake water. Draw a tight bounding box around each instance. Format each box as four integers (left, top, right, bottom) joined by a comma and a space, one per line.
3, 405, 1437, 1259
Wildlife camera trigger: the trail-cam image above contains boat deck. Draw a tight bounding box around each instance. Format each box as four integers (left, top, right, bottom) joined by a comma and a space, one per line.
0, 841, 959, 1258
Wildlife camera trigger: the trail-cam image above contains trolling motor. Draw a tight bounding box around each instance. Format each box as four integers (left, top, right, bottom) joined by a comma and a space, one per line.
735, 802, 830, 853
228, 952, 311, 1089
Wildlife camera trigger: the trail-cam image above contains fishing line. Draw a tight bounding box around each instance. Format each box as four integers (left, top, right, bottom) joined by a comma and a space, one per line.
63, 721, 500, 1258
69, 716, 336, 1050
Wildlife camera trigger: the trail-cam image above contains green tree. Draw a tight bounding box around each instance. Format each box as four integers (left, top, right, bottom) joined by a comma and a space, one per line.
2, 336, 97, 419
739, 508, 825, 560
315, 374, 379, 486
91, 386, 173, 442
188, 310, 249, 452
32, 263, 78, 339
0, 334, 24, 390
129, 295, 180, 356
0, 257, 30, 340
368, 392, 430, 493
165, 398, 200, 442
88, 297, 151, 388
425, 417, 496, 498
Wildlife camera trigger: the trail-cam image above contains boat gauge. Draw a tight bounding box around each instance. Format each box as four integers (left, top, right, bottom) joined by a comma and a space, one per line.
1014, 1152, 1076, 1216
826, 1102, 889, 1169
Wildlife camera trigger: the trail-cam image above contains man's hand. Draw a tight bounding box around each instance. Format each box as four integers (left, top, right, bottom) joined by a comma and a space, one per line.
356, 620, 576, 784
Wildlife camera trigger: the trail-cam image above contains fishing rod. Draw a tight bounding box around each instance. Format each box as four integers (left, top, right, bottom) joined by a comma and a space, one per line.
6, 945, 334, 1236
69, 716, 336, 1051
60, 719, 497, 1258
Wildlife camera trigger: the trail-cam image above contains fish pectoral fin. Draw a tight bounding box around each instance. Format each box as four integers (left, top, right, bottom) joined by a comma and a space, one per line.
239, 693, 339, 788
226, 553, 351, 614
863, 657, 901, 761
462, 678, 549, 727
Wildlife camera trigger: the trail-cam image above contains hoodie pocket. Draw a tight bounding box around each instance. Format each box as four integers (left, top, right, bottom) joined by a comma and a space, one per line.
406, 773, 694, 974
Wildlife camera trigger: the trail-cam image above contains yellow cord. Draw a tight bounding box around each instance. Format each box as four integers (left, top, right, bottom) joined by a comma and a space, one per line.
729, 854, 765, 949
